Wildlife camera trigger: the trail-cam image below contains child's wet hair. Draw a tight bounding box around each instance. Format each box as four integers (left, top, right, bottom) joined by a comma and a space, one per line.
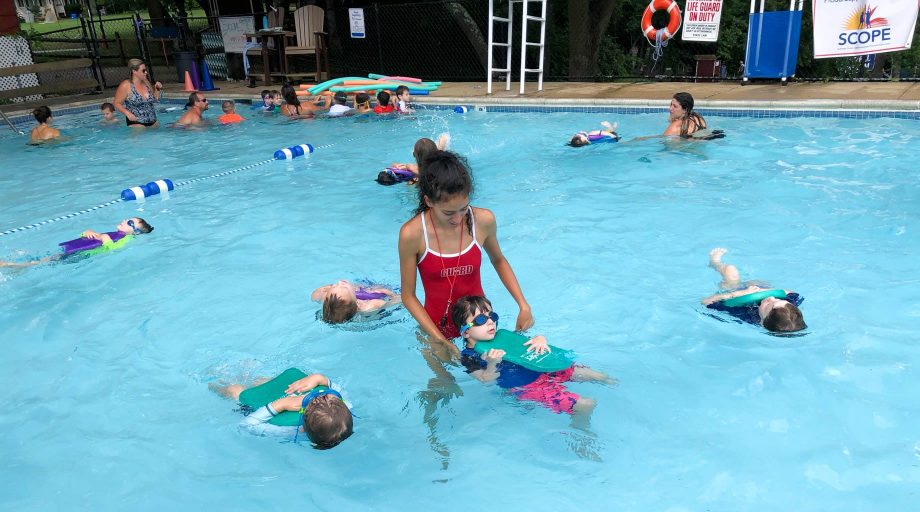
322, 294, 358, 324
100, 102, 115, 113
762, 303, 806, 332
221, 100, 235, 113
355, 92, 370, 106
451, 295, 493, 335
375, 171, 399, 186
395, 85, 409, 97
134, 218, 154, 234
304, 394, 353, 449
260, 89, 271, 99
334, 92, 348, 105
376, 90, 390, 106
33, 106, 52, 123
569, 134, 589, 147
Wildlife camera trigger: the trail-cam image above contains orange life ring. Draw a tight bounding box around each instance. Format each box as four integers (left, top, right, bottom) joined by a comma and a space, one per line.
641, 0, 681, 44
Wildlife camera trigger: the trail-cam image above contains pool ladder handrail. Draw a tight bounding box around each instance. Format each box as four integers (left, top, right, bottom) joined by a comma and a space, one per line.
0, 109, 25, 135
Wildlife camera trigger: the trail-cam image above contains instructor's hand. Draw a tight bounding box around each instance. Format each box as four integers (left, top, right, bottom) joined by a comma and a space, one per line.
515, 303, 534, 332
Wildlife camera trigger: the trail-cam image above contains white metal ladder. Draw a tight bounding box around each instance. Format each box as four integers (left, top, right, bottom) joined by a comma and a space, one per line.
487, 0, 547, 95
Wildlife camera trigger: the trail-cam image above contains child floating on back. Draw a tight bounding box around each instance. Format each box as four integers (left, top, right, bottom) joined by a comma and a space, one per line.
312, 280, 401, 323
1, 217, 153, 268
377, 134, 450, 186
217, 100, 245, 124
701, 248, 806, 333
212, 369, 354, 449
569, 121, 619, 147
452, 296, 615, 423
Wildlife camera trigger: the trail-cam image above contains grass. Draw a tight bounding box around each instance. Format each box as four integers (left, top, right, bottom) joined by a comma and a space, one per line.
19, 10, 207, 35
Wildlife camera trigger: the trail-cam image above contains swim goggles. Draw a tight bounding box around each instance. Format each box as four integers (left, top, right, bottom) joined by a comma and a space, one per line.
458, 311, 499, 335
127, 219, 141, 235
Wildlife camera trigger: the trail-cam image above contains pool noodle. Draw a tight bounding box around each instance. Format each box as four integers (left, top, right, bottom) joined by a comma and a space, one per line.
330, 83, 439, 93
369, 73, 441, 86
308, 76, 369, 95
409, 90, 429, 95
296, 84, 316, 90
380, 75, 422, 83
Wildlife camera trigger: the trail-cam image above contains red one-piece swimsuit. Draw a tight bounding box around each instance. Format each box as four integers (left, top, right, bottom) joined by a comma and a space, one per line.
417, 207, 484, 338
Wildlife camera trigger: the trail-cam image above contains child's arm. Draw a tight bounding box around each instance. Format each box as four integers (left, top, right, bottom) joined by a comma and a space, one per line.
470, 349, 504, 383
523, 335, 551, 355
238, 395, 302, 436
81, 230, 113, 244
310, 286, 328, 302
701, 286, 761, 305
284, 373, 330, 394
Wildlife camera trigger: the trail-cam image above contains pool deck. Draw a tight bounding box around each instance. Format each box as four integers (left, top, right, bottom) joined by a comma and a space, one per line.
3, 79, 920, 117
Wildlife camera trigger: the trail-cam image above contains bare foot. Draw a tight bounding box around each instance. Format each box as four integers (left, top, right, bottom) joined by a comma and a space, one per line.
709, 247, 728, 268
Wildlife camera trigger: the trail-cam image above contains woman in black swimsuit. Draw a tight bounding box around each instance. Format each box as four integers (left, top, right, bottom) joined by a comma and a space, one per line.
113, 59, 162, 128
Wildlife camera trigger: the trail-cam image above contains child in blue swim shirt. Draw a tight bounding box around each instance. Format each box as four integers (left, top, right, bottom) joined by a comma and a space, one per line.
213, 371, 353, 449
702, 248, 807, 333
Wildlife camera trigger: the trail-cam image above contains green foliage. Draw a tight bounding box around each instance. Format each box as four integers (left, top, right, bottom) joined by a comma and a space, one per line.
550, 0, 920, 80
64, 2, 83, 15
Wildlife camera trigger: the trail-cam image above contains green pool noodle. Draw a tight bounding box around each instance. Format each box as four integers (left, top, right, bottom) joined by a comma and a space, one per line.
308, 76, 371, 95
238, 368, 328, 427
472, 329, 574, 373
720, 289, 787, 308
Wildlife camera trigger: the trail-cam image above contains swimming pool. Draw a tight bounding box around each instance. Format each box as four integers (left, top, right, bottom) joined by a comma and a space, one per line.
1, 104, 918, 510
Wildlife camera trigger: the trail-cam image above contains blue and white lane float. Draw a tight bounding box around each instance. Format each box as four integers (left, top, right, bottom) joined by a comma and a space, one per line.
274, 143, 314, 160
454, 106, 469, 114
120, 178, 174, 201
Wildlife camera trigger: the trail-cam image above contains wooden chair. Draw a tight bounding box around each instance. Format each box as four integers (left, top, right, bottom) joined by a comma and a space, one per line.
245, 7, 286, 56
283, 5, 329, 81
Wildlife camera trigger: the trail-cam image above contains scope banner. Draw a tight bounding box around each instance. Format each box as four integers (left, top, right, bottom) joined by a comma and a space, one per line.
682, 0, 723, 42
813, 0, 918, 58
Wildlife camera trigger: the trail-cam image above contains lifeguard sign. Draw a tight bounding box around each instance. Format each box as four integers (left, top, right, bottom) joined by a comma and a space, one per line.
813, 0, 918, 58
682, 0, 724, 42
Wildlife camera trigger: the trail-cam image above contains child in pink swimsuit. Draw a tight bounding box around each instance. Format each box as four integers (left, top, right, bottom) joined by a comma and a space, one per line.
451, 296, 615, 420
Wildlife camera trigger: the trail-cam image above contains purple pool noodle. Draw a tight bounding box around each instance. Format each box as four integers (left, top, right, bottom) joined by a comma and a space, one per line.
58, 231, 126, 256
387, 167, 416, 181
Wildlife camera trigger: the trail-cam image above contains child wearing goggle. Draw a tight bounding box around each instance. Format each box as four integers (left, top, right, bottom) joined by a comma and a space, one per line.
451, 295, 615, 421
213, 371, 354, 449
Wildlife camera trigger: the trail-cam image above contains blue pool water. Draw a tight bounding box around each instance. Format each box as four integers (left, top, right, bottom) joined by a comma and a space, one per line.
1, 105, 918, 510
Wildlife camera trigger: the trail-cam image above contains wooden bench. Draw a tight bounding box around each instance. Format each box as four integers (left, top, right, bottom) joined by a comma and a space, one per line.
0, 58, 100, 101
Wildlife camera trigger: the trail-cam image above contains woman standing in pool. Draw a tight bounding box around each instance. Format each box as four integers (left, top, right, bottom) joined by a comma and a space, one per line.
113, 59, 162, 128
664, 92, 707, 137
397, 151, 533, 350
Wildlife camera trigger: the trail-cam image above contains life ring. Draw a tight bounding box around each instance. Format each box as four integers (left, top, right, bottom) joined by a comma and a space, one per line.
641, 0, 681, 44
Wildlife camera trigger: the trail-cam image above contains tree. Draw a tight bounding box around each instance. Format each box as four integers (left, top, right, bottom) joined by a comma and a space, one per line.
567, 0, 618, 78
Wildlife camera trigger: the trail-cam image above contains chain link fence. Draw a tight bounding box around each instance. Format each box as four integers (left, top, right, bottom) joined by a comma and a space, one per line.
13, 0, 920, 95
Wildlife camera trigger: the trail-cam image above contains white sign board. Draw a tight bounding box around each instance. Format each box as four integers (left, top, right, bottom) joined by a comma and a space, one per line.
813, 0, 918, 58
349, 8, 366, 39
219, 16, 255, 53
681, 0, 723, 42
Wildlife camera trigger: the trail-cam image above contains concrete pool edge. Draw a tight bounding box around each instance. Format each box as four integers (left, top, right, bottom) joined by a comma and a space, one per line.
2, 93, 918, 124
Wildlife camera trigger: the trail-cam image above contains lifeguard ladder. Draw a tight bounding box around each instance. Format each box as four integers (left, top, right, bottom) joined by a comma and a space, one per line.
486, 0, 548, 94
